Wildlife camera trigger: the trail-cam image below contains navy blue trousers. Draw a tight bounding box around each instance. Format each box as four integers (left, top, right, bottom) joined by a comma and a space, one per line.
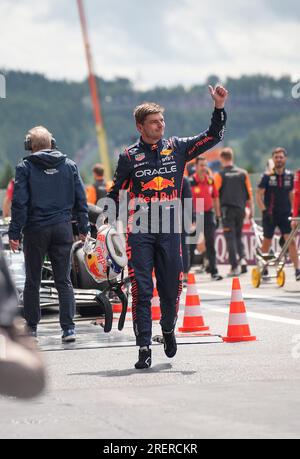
127, 232, 183, 347
23, 222, 75, 331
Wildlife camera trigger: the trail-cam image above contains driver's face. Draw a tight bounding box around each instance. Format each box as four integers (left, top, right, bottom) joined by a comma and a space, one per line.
137, 113, 165, 142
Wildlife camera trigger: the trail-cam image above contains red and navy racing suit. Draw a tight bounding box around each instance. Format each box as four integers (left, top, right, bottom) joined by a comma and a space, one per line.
107, 108, 226, 347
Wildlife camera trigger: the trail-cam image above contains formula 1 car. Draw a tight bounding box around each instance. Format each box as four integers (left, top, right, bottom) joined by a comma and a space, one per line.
0, 207, 129, 333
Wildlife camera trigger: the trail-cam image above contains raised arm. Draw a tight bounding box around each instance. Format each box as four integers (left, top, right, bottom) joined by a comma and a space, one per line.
174, 85, 228, 162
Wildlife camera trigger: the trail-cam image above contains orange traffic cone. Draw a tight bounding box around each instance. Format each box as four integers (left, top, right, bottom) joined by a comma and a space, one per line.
112, 299, 132, 315
178, 273, 209, 332
151, 273, 161, 321
223, 278, 256, 343
112, 302, 122, 314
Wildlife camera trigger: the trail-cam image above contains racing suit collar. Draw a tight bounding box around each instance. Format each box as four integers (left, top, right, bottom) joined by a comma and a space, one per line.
139, 137, 163, 152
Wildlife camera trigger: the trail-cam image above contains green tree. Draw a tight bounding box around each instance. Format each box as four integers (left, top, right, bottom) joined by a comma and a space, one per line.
1, 70, 299, 177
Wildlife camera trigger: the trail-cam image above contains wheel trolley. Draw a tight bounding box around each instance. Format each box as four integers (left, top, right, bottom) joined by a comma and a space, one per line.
251, 217, 300, 288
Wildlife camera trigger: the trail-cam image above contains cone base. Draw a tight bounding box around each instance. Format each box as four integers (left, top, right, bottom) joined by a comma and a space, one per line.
223, 336, 256, 343
178, 326, 210, 333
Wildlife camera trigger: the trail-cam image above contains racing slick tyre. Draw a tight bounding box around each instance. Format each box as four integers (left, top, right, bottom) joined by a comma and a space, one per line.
277, 269, 286, 288
252, 267, 261, 288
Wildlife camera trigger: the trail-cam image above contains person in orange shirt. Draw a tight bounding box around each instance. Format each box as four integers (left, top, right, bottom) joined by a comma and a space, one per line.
86, 164, 107, 205
214, 148, 254, 276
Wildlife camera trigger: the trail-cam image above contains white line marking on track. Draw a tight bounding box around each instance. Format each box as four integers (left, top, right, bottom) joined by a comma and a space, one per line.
198, 288, 300, 305
202, 305, 300, 326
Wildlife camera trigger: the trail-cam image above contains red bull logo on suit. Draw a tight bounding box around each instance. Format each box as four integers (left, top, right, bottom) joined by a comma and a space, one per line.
141, 176, 175, 192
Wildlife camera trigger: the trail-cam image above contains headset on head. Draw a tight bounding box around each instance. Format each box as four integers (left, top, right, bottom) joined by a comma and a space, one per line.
24, 134, 57, 151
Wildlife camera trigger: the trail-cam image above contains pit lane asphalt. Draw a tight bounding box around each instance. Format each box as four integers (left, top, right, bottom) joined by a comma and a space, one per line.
1, 265, 300, 439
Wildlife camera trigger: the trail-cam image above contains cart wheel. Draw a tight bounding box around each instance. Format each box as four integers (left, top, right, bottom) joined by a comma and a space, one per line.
277, 270, 286, 288
252, 267, 261, 288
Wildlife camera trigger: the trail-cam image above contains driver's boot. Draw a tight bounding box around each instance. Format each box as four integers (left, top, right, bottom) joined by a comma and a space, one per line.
135, 346, 152, 369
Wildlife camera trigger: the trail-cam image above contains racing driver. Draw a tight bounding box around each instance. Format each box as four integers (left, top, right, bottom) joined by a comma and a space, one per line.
106, 85, 228, 369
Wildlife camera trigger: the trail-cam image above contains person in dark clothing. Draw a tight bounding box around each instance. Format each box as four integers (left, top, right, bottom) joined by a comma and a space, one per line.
190, 156, 222, 280
256, 147, 300, 281
105, 84, 228, 369
9, 126, 89, 342
86, 163, 107, 205
214, 148, 254, 277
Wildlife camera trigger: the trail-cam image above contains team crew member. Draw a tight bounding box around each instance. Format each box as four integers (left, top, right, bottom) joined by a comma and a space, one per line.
86, 163, 107, 205
106, 85, 228, 369
214, 148, 254, 277
2, 178, 14, 218
190, 157, 222, 281
257, 147, 300, 281
9, 126, 89, 341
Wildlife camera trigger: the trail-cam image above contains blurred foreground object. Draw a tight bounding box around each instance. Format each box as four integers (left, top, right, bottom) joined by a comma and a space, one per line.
0, 246, 46, 398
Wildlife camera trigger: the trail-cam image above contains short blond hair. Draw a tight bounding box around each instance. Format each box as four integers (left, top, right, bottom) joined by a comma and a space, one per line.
133, 102, 164, 124
27, 126, 52, 151
220, 147, 234, 162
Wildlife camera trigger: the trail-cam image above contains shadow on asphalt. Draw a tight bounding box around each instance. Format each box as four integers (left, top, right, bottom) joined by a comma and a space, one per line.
69, 363, 197, 378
